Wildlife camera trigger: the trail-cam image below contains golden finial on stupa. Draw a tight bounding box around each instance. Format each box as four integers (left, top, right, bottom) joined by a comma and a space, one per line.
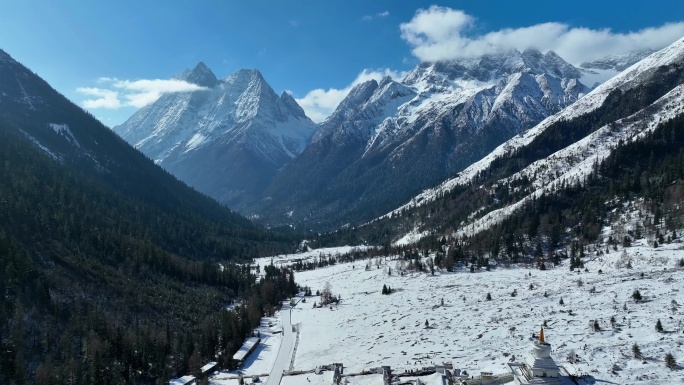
539, 326, 545, 343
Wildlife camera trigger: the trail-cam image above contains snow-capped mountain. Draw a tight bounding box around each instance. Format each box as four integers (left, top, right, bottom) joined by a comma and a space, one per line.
375, 36, 684, 244
254, 49, 589, 229
113, 63, 317, 207
579, 49, 655, 88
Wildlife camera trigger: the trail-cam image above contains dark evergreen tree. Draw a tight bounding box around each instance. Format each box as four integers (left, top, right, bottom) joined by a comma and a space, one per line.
665, 352, 677, 370
633, 343, 643, 360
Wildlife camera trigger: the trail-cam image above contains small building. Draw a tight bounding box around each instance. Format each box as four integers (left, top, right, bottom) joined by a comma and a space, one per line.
232, 337, 261, 366
200, 361, 217, 378
480, 371, 493, 379
169, 375, 196, 385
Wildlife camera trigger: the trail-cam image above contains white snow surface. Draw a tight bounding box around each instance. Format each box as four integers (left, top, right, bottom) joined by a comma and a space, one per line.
49, 123, 80, 148
377, 36, 684, 234
258, 246, 372, 269
394, 229, 432, 247
244, 241, 684, 385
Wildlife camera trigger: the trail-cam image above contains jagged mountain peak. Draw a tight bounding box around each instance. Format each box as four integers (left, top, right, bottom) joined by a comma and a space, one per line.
404, 48, 582, 86
378, 75, 394, 87
225, 68, 266, 84
325, 79, 379, 121
177, 61, 218, 87
280, 91, 308, 119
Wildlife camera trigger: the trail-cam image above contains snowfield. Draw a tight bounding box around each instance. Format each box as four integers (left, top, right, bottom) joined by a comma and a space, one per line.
222, 242, 684, 385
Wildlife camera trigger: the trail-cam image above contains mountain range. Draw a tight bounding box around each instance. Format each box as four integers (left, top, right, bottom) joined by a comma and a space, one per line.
352, 36, 684, 250
112, 48, 655, 230
254, 48, 592, 228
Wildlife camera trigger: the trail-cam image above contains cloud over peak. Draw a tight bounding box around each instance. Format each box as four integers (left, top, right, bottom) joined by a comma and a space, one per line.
400, 6, 684, 65
296, 68, 407, 123
77, 78, 207, 109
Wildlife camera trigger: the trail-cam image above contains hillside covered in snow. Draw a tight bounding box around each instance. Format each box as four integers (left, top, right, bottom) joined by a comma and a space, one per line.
347, 36, 684, 254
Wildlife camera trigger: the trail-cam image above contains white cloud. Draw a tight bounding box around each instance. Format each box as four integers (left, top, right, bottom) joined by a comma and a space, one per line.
400, 6, 684, 64
296, 68, 408, 123
76, 87, 121, 109
289, 20, 299, 27
361, 11, 389, 22
77, 78, 207, 109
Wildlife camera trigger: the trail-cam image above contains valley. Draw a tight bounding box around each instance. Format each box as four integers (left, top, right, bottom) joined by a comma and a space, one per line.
2, 4, 684, 385
206, 241, 684, 385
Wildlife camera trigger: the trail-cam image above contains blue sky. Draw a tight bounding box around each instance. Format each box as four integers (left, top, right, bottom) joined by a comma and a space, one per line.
1, 1, 683, 125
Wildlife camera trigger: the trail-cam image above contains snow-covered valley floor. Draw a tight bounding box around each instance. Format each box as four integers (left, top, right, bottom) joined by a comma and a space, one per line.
214, 241, 684, 385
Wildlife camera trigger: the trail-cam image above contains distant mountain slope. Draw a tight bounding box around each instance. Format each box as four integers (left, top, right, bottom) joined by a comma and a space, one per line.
0, 49, 297, 384
579, 49, 655, 88
356, 36, 684, 247
113, 64, 317, 207
252, 49, 589, 229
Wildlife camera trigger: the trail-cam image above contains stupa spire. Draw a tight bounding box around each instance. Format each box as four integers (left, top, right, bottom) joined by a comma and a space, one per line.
539, 326, 545, 343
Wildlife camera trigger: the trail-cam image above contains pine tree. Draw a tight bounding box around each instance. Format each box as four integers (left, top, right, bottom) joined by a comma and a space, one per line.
425, 319, 429, 328
632, 343, 643, 360
632, 289, 642, 302
559, 297, 564, 306
382, 284, 388, 295
656, 319, 664, 333
592, 320, 601, 332
665, 352, 677, 370
486, 292, 492, 301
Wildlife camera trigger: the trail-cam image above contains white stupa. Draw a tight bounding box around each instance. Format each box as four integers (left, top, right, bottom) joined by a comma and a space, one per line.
508, 327, 571, 384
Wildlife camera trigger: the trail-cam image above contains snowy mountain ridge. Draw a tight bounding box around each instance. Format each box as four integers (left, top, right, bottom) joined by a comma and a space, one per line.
458, 83, 684, 238
374, 36, 684, 242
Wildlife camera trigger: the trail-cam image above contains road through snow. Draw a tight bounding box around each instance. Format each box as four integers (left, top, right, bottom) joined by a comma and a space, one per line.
265, 304, 294, 385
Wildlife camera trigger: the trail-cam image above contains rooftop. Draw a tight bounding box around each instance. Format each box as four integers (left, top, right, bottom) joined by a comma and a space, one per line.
232, 337, 260, 361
